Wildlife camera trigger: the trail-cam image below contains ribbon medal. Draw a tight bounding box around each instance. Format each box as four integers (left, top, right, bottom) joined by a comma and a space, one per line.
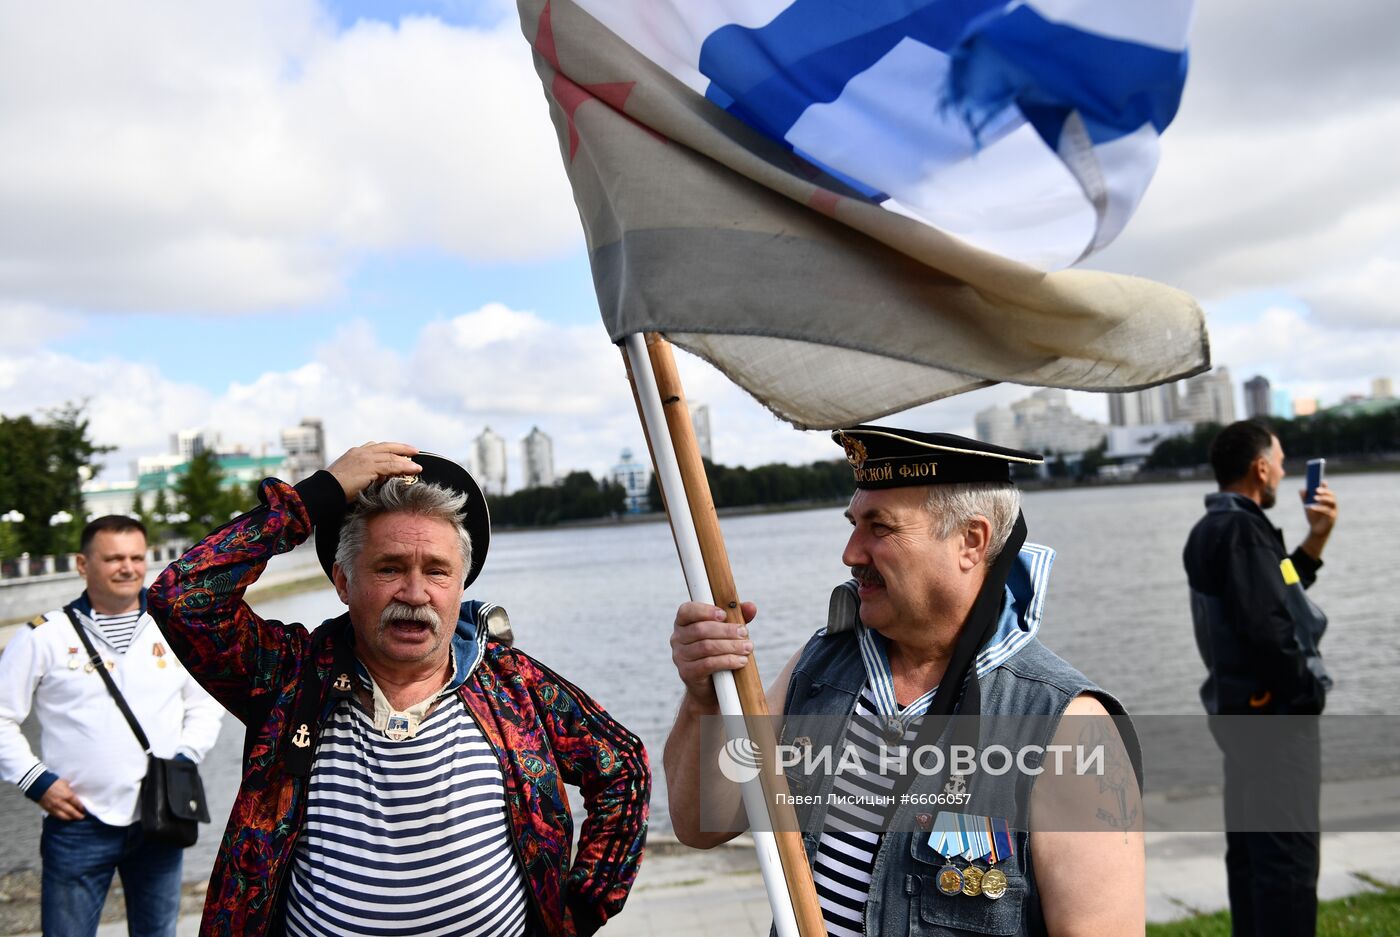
928, 812, 1016, 900
152, 642, 168, 668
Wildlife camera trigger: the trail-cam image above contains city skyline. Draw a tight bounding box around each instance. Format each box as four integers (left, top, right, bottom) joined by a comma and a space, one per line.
2, 2, 1397, 484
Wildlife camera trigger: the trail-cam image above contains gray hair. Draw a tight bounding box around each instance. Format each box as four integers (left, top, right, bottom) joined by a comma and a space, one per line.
922, 483, 1020, 564
335, 480, 472, 583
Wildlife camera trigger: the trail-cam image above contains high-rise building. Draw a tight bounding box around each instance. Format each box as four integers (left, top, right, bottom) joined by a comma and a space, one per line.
611, 448, 651, 514
1009, 389, 1106, 456
1176, 368, 1237, 426
688, 402, 713, 462
471, 427, 508, 496
1244, 375, 1271, 420
973, 405, 1020, 450
975, 389, 1105, 456
1294, 397, 1318, 417
280, 418, 326, 483
521, 426, 555, 489
1373, 377, 1395, 399
1107, 385, 1178, 427
170, 429, 217, 463
1270, 390, 1294, 419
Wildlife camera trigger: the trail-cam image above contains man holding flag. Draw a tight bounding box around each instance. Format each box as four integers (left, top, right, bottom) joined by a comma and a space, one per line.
520, 1, 1199, 932
664, 427, 1144, 936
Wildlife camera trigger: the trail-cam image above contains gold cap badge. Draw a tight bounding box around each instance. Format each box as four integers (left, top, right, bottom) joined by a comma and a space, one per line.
840, 434, 868, 469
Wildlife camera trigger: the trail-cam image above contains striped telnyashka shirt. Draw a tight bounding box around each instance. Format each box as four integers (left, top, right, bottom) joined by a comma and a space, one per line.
92, 610, 141, 654
811, 687, 920, 937
284, 692, 530, 937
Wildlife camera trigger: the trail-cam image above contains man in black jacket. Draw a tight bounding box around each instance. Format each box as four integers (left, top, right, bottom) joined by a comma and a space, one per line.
1184, 419, 1339, 937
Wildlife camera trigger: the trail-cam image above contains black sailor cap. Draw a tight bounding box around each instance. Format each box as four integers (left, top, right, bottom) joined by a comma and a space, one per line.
832, 425, 1043, 489
315, 452, 492, 589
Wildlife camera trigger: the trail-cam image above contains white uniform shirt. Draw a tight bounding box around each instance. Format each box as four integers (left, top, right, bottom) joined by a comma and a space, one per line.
0, 603, 224, 825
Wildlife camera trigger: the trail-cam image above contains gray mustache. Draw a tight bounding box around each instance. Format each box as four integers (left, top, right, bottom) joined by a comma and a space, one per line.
379, 602, 442, 631
851, 565, 885, 587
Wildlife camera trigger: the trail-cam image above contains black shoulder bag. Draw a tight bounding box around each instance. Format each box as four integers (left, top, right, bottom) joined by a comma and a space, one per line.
66, 606, 211, 848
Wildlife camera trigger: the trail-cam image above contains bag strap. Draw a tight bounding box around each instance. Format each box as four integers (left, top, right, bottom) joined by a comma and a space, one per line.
65, 605, 152, 755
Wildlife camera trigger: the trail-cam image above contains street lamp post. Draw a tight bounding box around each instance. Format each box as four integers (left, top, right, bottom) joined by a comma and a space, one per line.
1, 510, 27, 575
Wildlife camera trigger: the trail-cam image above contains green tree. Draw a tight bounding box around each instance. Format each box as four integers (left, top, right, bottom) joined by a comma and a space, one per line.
0, 402, 111, 558
1146, 422, 1222, 470
148, 488, 172, 542
173, 451, 227, 540
1078, 439, 1109, 478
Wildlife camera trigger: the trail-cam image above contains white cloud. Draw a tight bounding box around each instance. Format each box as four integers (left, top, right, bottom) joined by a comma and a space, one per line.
1205, 304, 1400, 403
0, 1, 581, 314
1088, 2, 1400, 330
0, 304, 82, 351
0, 305, 845, 483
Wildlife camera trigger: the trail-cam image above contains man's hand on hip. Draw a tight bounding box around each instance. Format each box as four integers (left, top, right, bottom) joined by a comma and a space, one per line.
327, 442, 421, 502
38, 778, 87, 821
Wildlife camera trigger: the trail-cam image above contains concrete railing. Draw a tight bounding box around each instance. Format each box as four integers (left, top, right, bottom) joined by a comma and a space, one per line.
0, 541, 323, 627
0, 544, 189, 582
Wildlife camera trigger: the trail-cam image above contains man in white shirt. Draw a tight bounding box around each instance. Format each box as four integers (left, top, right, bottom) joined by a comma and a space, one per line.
0, 515, 224, 937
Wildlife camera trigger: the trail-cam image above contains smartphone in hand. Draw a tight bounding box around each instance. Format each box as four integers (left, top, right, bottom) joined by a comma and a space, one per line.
1305, 458, 1326, 505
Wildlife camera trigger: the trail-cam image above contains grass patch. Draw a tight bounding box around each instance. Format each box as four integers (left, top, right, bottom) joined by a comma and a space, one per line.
1148, 879, 1400, 937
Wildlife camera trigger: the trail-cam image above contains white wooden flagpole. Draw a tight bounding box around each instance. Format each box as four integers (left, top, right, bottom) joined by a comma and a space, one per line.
622, 333, 825, 937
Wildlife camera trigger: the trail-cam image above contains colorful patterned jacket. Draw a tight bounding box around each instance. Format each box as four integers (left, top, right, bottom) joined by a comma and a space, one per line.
147, 472, 649, 936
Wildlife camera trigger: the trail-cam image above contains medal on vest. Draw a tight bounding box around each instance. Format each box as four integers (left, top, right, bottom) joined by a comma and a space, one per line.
960, 864, 984, 897
981, 867, 1008, 900
67, 647, 80, 670
929, 812, 1016, 899
935, 864, 964, 895
152, 642, 168, 668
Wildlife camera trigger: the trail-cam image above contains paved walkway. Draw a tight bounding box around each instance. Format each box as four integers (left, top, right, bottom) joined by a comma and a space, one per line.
23, 776, 1400, 936
47, 830, 1397, 937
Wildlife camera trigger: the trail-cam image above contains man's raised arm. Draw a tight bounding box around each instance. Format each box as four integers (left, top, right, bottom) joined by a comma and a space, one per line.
147, 441, 420, 722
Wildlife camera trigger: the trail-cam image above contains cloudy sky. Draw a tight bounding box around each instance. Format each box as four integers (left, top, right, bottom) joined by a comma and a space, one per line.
1, 0, 1396, 486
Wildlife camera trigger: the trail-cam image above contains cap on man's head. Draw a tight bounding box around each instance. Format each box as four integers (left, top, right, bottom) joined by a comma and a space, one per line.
832, 425, 1043, 489
315, 452, 492, 588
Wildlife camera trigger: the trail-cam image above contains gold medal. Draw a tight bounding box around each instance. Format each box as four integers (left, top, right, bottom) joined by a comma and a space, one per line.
960, 865, 984, 897
981, 867, 1008, 900
83, 662, 95, 673
935, 864, 964, 896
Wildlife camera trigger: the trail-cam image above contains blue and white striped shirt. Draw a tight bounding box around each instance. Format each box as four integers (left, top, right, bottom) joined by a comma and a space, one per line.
285, 692, 529, 937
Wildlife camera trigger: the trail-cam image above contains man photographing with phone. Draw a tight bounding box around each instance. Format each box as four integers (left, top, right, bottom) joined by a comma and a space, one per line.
1183, 420, 1340, 937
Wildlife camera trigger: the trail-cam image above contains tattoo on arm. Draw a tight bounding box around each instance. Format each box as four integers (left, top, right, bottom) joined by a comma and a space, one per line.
1081, 719, 1138, 841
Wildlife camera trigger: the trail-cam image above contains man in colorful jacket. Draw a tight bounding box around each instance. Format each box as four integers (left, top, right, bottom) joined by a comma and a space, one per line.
148, 442, 649, 936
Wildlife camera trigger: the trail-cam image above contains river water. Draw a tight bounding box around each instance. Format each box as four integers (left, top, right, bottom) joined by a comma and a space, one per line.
3, 473, 1397, 879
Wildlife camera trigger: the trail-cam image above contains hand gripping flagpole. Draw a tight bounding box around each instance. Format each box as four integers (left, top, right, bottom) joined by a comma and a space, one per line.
622, 333, 826, 937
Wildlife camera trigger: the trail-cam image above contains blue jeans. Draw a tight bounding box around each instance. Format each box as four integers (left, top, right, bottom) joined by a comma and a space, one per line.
40, 815, 183, 937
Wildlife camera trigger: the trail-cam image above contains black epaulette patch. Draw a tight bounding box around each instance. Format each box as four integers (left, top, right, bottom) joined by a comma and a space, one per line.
27, 614, 47, 629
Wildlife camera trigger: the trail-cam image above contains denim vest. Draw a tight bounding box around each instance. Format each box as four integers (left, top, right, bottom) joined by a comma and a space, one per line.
779, 623, 1138, 936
